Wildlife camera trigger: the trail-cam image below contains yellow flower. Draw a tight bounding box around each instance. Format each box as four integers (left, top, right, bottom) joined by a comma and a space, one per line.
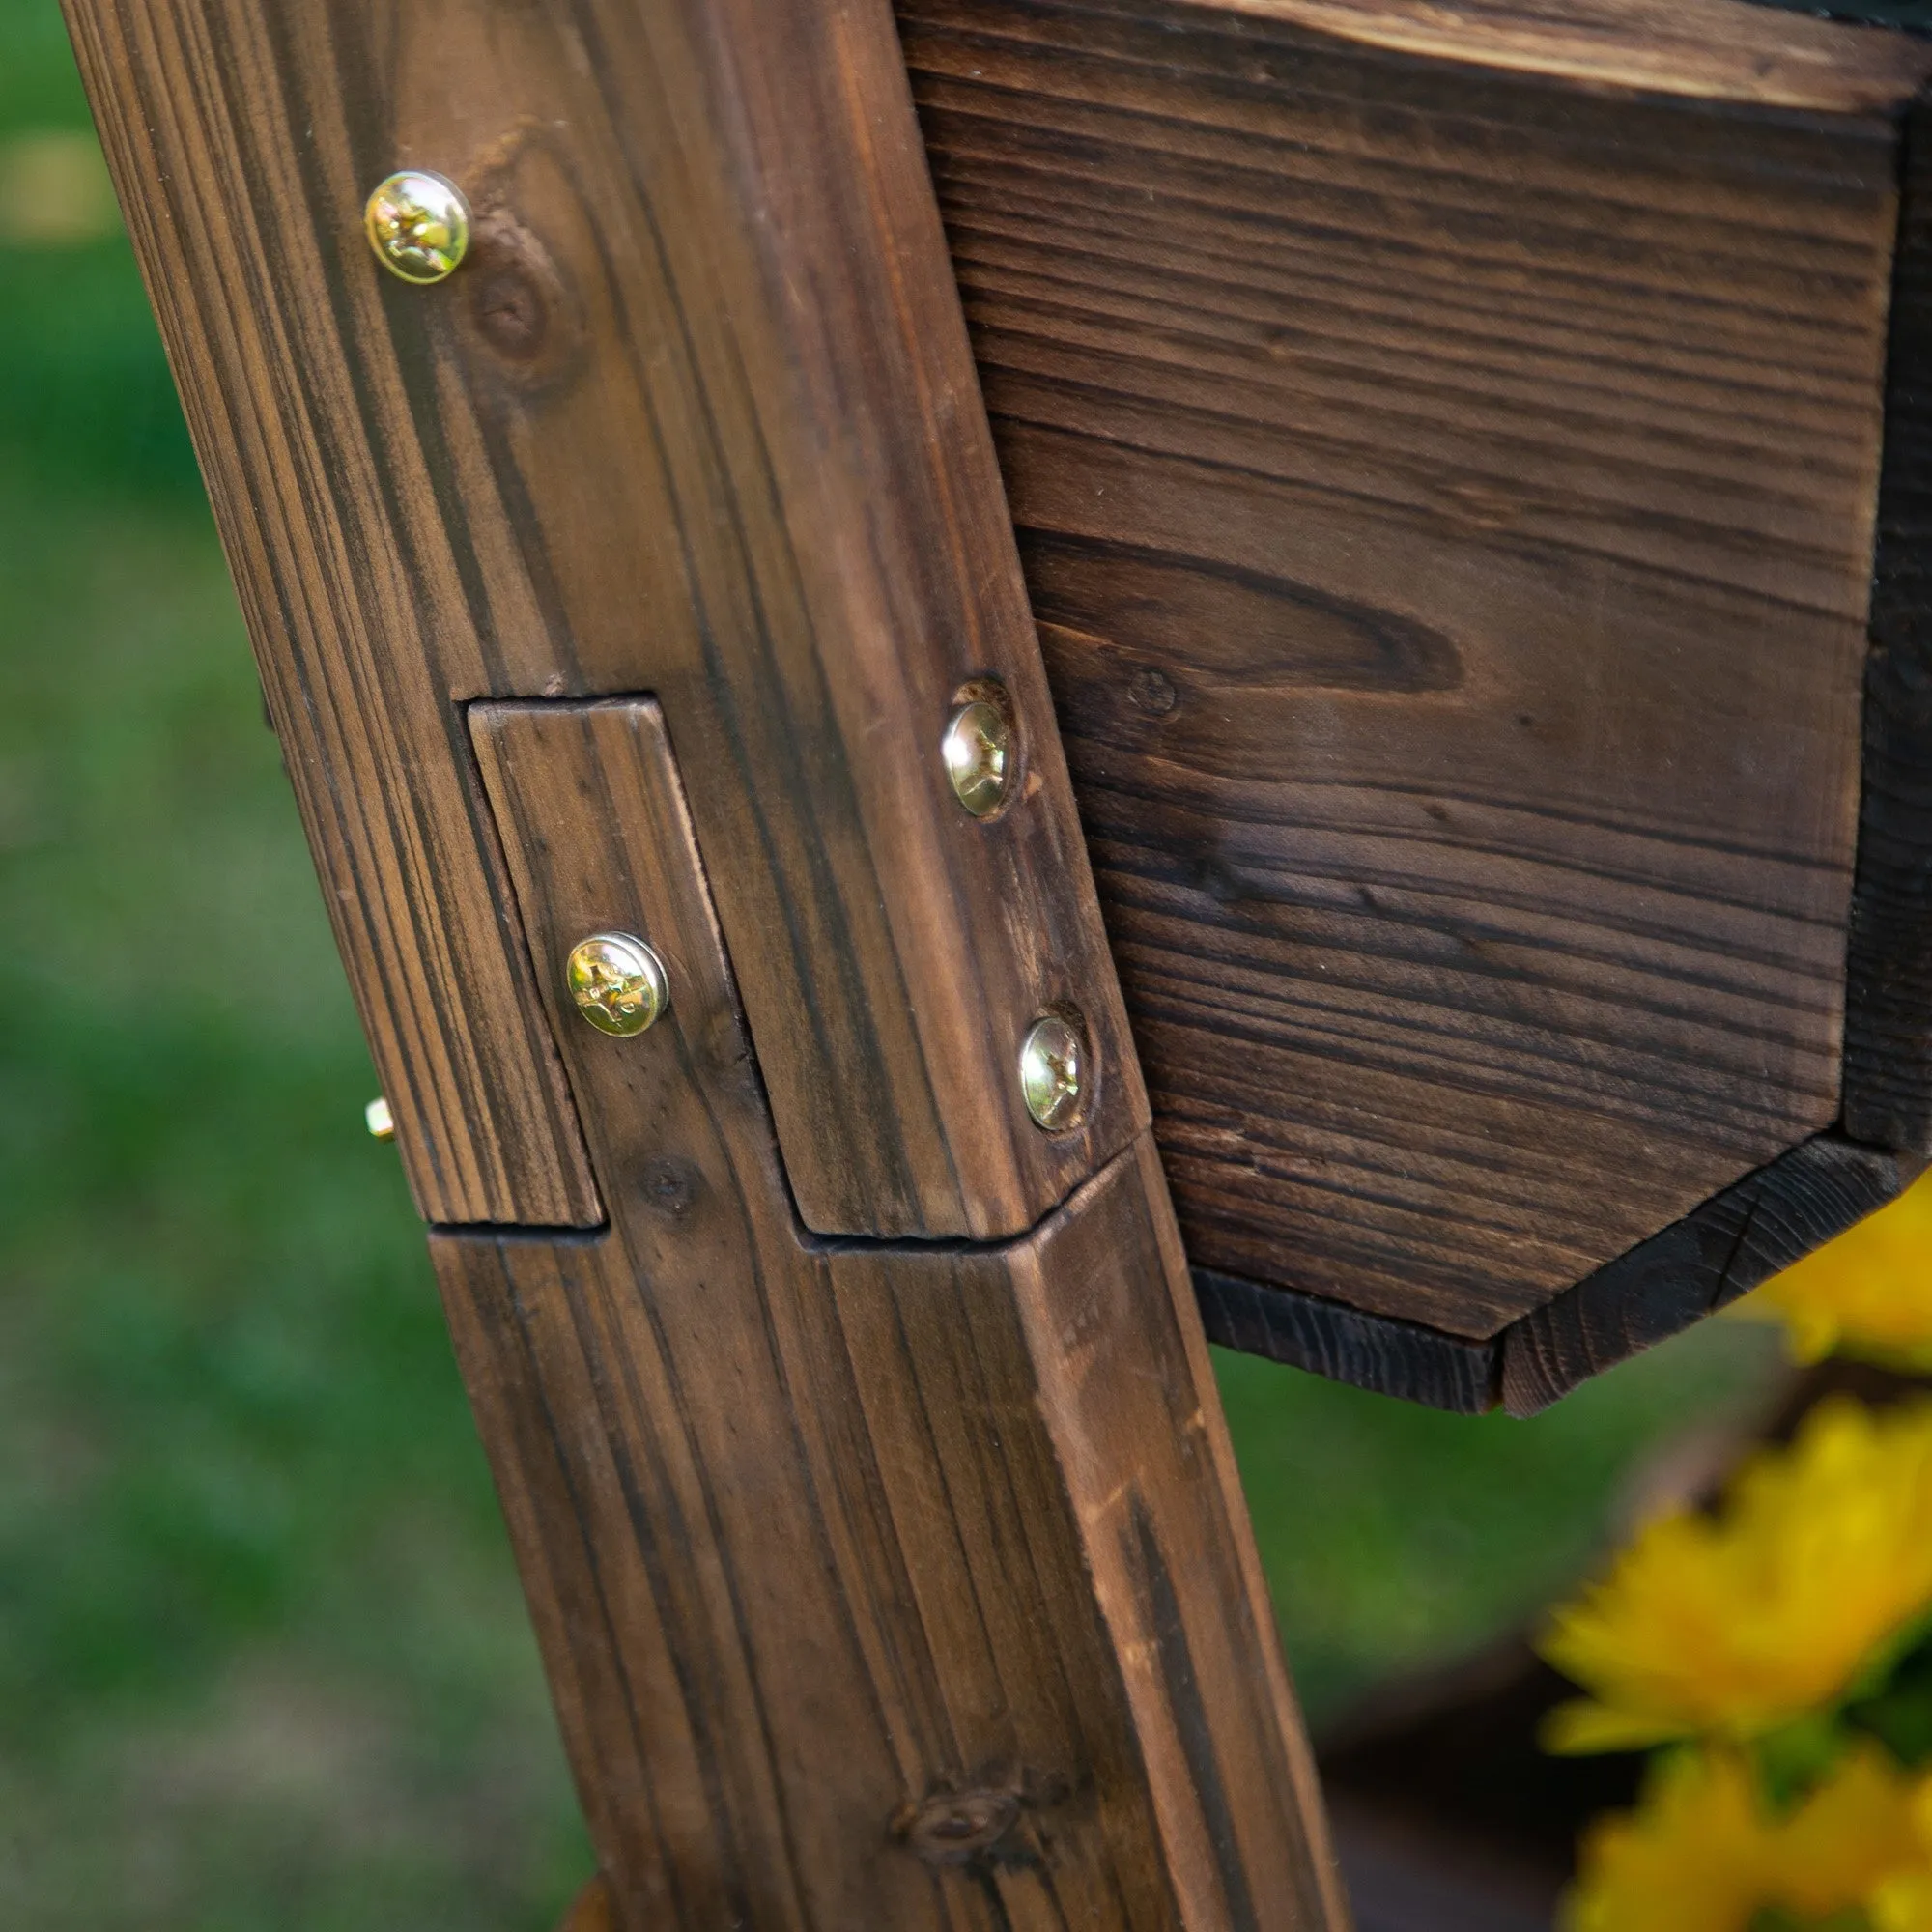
1875, 1871, 1932, 1932
1541, 1398, 1932, 1751
1736, 1172, 1932, 1368
1872, 1779, 1932, 1932
1565, 1744, 1922, 1932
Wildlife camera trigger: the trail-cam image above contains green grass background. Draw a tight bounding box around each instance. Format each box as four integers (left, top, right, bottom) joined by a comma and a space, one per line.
0, 2, 1788, 1921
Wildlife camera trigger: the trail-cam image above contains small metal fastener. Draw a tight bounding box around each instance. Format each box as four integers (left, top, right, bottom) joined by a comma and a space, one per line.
566, 932, 670, 1037
365, 1096, 395, 1141
1019, 1013, 1086, 1132
363, 170, 470, 284
942, 696, 1012, 817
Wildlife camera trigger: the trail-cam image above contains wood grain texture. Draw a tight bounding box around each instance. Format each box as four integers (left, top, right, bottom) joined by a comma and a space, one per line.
64, 0, 1144, 1239
900, 0, 1910, 1336
1190, 0, 1932, 110
1851, 97, 1932, 1157
1500, 1133, 1913, 1415
452, 698, 1344, 1929
1194, 1269, 1498, 1414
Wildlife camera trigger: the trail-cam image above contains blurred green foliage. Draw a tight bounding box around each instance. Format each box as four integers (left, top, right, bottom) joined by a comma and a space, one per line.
0, 0, 1788, 1922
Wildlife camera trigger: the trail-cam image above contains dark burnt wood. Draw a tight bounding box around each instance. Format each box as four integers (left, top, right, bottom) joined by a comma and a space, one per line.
1851, 95, 1932, 1157
1195, 1268, 1498, 1414
1499, 1132, 1913, 1414
64, 0, 1146, 1241
456, 698, 1345, 1929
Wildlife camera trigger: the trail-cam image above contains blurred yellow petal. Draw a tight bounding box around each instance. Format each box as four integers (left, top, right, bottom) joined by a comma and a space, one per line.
1563, 1748, 1776, 1932
1776, 1744, 1922, 1916
1567, 1746, 1927, 1932
1540, 1398, 1932, 1746
1874, 1871, 1932, 1932
1736, 1174, 1932, 1370
1542, 1697, 1691, 1755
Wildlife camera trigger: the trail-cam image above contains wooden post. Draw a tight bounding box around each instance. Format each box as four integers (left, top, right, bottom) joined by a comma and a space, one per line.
61, 0, 1346, 1921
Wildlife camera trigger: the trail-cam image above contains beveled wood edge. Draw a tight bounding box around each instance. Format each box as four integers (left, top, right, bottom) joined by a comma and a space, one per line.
1498, 1131, 1915, 1414
1194, 1267, 1500, 1415
1198, 1134, 1911, 1417
1183, 62, 1932, 1407
1848, 89, 1932, 1155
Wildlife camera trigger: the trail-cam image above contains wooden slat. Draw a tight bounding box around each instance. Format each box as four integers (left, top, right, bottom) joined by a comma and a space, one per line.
1500, 1133, 1915, 1414
60, 0, 603, 1228
453, 698, 1344, 1928
900, 0, 1918, 1336
1853, 96, 1932, 1158
1190, 0, 1932, 109
63, 0, 1145, 1239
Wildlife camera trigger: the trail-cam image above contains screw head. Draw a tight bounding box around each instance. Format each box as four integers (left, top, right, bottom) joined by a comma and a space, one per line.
943, 697, 1012, 817
566, 932, 670, 1037
365, 1096, 395, 1141
364, 170, 470, 284
1019, 1013, 1086, 1132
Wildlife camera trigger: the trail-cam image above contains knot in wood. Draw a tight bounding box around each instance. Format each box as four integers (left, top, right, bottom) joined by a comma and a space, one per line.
895, 1788, 1021, 1866
462, 212, 579, 386
1126, 666, 1178, 716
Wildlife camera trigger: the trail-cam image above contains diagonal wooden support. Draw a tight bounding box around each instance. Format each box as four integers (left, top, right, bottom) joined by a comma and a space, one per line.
454, 699, 1339, 1923
62, 0, 1347, 1920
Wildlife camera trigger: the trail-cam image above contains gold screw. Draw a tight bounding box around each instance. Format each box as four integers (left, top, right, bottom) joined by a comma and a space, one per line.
1019, 1013, 1086, 1132
943, 696, 1012, 817
363, 170, 470, 284
365, 1096, 395, 1141
566, 932, 670, 1037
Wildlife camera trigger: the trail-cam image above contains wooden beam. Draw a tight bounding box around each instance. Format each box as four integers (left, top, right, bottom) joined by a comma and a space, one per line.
454, 699, 1344, 1925
63, 0, 1147, 1240
64, 0, 1345, 1918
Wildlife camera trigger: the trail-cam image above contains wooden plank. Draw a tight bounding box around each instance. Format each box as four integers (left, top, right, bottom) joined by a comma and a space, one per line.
900, 0, 1918, 1336
1498, 1133, 1914, 1415
1182, 0, 1932, 109
1195, 1269, 1499, 1414
61, 0, 604, 1229
1852, 97, 1932, 1158
454, 698, 1344, 1928
64, 0, 1145, 1240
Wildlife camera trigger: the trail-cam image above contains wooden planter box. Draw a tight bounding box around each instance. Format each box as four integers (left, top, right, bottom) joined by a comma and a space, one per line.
902, 0, 1932, 1411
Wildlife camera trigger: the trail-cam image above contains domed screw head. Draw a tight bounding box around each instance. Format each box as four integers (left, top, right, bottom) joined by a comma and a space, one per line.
942, 696, 1012, 817
566, 932, 670, 1037
363, 170, 470, 284
1019, 1013, 1086, 1132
